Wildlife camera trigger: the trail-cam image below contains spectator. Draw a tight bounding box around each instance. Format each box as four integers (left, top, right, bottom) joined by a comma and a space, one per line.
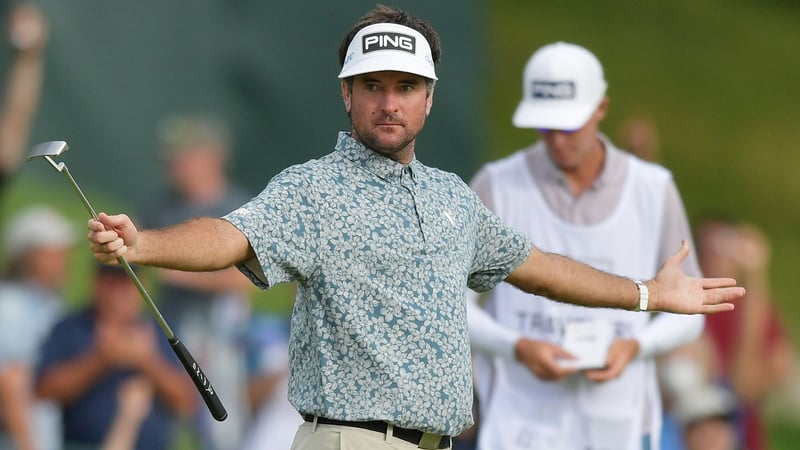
139, 113, 255, 449
0, 205, 75, 450
451, 392, 479, 450
694, 217, 794, 450
616, 114, 661, 162
658, 335, 742, 450
100, 377, 155, 450
683, 413, 743, 450
237, 312, 302, 450
1, 2, 48, 193
466, 42, 704, 450
35, 264, 197, 450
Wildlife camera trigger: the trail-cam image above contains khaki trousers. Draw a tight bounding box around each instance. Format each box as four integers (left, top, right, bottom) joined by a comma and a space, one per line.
290, 420, 452, 450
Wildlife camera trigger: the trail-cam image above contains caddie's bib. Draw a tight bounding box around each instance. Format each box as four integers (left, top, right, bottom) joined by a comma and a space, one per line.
476, 149, 669, 450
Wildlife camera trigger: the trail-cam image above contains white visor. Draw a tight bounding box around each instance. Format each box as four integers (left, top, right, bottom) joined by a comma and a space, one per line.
338, 23, 437, 80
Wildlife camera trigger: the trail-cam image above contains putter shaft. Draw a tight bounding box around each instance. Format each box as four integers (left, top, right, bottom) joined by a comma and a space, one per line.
56, 161, 175, 340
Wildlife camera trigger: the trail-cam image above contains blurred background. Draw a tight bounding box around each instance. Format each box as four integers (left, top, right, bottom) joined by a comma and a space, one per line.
1, 0, 798, 448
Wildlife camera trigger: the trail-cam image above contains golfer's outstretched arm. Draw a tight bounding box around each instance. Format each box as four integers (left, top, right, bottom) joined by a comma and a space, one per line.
88, 213, 253, 271
506, 241, 745, 315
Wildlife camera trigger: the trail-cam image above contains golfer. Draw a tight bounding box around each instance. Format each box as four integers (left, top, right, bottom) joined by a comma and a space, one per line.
87, 5, 744, 450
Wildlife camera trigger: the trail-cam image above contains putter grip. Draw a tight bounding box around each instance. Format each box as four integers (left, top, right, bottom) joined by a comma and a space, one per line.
169, 337, 228, 421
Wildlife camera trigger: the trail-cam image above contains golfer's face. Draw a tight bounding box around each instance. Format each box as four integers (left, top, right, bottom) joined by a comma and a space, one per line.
343, 71, 433, 164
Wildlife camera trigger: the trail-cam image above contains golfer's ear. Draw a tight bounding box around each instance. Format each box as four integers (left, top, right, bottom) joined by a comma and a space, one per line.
425, 88, 434, 116
341, 79, 351, 113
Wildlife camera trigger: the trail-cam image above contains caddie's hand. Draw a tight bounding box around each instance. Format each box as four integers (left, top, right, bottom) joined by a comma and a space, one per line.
88, 212, 139, 263
514, 337, 577, 381
649, 241, 745, 314
584, 338, 639, 382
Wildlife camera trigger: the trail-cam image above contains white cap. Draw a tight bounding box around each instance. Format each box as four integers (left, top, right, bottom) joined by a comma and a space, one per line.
659, 356, 738, 426
512, 42, 607, 130
672, 384, 738, 426
338, 23, 437, 80
4, 206, 76, 260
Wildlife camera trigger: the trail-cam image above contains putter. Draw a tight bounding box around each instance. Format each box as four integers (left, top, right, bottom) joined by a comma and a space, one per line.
27, 141, 228, 421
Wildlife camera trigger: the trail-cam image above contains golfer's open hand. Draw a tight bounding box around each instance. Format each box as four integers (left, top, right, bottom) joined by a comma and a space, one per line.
88, 213, 139, 263
649, 241, 745, 314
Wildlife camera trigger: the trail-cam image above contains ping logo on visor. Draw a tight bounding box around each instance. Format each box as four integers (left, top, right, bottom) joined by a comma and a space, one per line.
363, 32, 416, 54
532, 81, 575, 99
337, 23, 436, 80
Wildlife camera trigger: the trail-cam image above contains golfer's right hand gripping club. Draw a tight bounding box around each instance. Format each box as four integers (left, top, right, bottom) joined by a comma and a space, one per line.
26, 141, 228, 422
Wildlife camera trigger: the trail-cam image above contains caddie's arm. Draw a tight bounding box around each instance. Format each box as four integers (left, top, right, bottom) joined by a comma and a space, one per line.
88, 212, 253, 272
505, 241, 744, 315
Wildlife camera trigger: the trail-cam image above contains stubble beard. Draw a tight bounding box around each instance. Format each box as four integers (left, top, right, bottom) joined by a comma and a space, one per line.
351, 113, 420, 160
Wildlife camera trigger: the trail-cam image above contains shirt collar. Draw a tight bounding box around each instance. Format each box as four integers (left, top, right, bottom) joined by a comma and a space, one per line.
335, 131, 420, 183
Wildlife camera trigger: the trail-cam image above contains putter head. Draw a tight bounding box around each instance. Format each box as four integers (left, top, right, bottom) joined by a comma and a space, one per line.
26, 141, 69, 161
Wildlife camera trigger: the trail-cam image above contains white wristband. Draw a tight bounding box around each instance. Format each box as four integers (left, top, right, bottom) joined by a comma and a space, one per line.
634, 280, 649, 312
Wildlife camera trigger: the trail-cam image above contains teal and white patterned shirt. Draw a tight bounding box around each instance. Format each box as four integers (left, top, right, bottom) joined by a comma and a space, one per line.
224, 132, 532, 435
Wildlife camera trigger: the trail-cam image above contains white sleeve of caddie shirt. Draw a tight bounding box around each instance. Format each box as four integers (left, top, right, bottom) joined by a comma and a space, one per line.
636, 313, 704, 359
466, 289, 521, 360
636, 178, 705, 359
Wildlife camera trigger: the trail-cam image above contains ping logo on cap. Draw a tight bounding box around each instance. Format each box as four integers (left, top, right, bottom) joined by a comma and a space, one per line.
532, 81, 575, 99
362, 32, 416, 54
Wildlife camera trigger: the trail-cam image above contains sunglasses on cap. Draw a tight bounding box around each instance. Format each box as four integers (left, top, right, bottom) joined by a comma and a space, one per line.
536, 128, 579, 134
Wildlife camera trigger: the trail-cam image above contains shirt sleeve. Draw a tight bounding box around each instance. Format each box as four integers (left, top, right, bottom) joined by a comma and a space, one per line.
35, 317, 81, 380
658, 179, 702, 277
638, 178, 705, 358
465, 188, 533, 293
466, 289, 520, 359
0, 289, 39, 366
636, 313, 705, 359
224, 166, 320, 289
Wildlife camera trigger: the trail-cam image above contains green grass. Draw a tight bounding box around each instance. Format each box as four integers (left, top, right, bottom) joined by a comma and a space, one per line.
768, 420, 800, 450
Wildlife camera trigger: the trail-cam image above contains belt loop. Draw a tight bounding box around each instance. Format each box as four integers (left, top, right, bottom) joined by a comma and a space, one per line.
312, 415, 319, 432
418, 432, 442, 449
385, 423, 394, 443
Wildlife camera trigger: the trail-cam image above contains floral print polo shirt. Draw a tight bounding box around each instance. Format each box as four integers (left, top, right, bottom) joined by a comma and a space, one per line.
224, 132, 531, 435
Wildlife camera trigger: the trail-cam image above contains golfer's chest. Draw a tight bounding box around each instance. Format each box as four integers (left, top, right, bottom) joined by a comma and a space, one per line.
320, 184, 468, 258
